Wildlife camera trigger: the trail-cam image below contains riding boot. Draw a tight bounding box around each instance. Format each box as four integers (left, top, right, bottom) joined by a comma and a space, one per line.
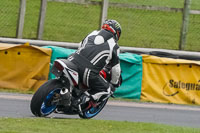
90, 84, 115, 102
71, 92, 90, 111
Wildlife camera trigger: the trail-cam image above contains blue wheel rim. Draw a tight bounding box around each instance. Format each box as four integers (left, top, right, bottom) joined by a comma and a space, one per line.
40, 89, 60, 115
84, 100, 107, 118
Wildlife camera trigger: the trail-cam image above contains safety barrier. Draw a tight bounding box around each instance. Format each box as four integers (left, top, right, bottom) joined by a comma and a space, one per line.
141, 54, 200, 105
0, 43, 51, 91
42, 46, 143, 99
1, 43, 200, 105
45, 46, 200, 105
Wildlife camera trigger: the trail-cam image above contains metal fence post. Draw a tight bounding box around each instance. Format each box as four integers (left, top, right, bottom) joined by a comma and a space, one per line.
179, 0, 191, 50
16, 0, 26, 38
37, 0, 47, 40
99, 0, 109, 29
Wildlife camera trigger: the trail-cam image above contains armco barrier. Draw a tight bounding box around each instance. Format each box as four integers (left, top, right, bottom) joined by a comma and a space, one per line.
1, 37, 200, 61
0, 43, 51, 91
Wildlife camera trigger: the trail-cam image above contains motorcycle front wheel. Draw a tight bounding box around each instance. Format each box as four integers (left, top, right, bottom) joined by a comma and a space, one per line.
79, 99, 108, 119
30, 79, 63, 117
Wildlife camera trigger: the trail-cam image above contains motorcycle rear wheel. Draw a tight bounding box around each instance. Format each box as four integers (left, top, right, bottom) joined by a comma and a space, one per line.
30, 79, 63, 117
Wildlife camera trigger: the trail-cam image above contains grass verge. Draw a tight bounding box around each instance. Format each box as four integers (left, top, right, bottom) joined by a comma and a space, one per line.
0, 118, 200, 133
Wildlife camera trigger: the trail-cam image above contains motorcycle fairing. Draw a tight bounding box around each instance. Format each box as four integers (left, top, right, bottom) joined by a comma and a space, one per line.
53, 59, 79, 87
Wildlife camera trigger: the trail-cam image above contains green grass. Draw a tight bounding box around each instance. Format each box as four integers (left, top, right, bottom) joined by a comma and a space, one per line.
106, 0, 200, 10
0, 118, 199, 133
91, 0, 200, 10
22, 0, 41, 39
0, 0, 19, 37
0, 0, 200, 51
108, 8, 183, 50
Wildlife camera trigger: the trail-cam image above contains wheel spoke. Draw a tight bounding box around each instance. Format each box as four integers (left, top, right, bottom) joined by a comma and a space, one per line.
81, 99, 108, 118
40, 89, 60, 115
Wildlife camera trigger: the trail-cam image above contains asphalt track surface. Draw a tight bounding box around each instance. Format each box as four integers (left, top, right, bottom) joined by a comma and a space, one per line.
0, 92, 200, 128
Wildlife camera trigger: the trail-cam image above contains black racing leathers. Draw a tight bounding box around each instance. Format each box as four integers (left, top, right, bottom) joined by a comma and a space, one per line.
68, 29, 121, 101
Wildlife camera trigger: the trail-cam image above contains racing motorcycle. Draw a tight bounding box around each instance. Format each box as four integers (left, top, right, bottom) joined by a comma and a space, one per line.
30, 58, 121, 119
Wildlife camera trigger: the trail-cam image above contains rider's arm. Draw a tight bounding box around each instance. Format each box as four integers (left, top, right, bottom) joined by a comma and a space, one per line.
110, 44, 121, 86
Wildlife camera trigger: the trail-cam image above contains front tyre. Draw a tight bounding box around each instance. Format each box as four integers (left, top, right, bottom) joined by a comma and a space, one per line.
30, 79, 63, 117
79, 99, 108, 119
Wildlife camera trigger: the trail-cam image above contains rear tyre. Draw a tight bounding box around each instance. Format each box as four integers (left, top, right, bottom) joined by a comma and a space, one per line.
79, 99, 108, 119
30, 79, 63, 117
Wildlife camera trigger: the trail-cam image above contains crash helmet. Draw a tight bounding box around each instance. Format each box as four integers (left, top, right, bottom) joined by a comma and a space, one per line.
102, 19, 122, 41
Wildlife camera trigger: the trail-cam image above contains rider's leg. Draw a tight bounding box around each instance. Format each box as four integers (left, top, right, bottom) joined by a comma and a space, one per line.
72, 69, 114, 110
88, 71, 115, 102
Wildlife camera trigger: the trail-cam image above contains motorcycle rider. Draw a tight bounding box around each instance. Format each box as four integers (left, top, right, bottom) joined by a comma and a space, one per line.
68, 19, 122, 109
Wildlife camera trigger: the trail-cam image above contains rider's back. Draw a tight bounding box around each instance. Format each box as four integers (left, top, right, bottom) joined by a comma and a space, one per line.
78, 29, 119, 71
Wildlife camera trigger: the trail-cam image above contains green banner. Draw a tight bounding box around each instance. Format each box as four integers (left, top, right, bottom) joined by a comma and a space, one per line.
43, 46, 75, 79
43, 46, 143, 99
115, 53, 143, 99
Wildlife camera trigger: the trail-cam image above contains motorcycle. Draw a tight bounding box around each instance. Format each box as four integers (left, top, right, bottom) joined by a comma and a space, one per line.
30, 58, 121, 119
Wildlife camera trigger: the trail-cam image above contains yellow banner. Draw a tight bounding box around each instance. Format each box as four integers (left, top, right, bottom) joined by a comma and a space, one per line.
141, 54, 200, 105
0, 43, 52, 91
